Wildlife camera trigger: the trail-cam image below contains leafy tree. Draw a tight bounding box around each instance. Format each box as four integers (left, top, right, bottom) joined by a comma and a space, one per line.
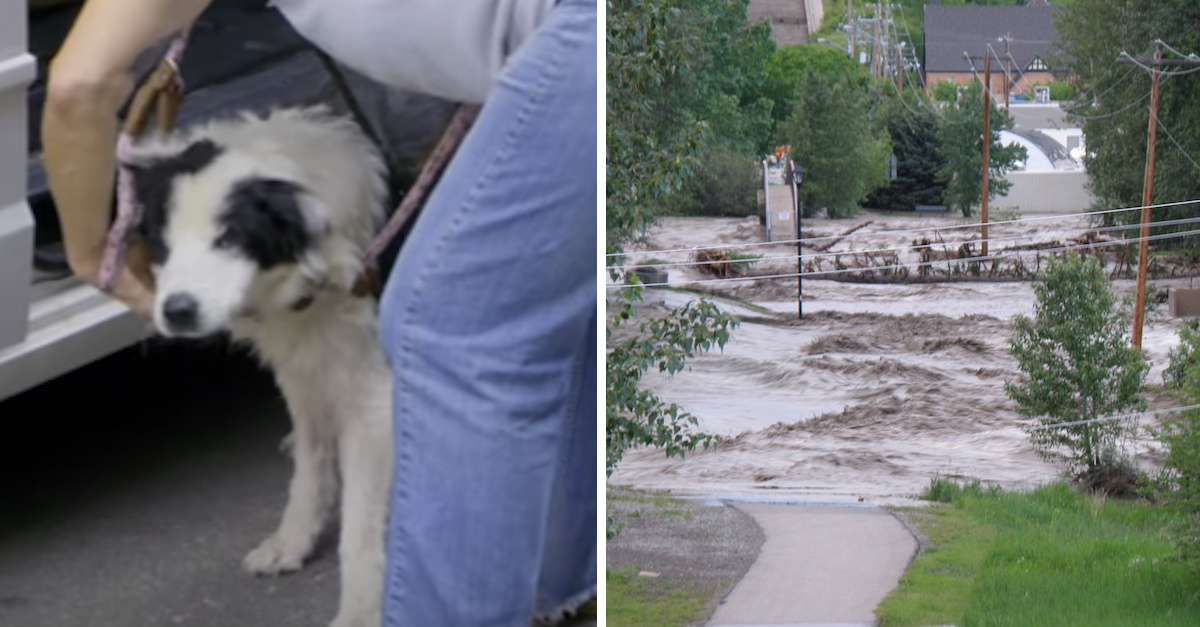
1054, 0, 1200, 244
778, 70, 892, 218
1157, 318, 1200, 560
937, 85, 1027, 217
765, 43, 868, 125
606, 0, 707, 244
675, 0, 777, 155
606, 298, 737, 477
606, 0, 744, 479
866, 94, 948, 212
1005, 253, 1149, 488
1165, 318, 1200, 389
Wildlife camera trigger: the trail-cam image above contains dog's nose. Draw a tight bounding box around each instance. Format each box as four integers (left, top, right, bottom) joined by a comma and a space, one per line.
162, 293, 200, 331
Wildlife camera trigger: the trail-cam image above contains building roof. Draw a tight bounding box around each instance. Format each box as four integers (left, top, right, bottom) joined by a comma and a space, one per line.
923, 0, 1062, 74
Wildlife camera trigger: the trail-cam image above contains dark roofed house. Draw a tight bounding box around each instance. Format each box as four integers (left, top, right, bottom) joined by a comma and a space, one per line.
923, 0, 1064, 102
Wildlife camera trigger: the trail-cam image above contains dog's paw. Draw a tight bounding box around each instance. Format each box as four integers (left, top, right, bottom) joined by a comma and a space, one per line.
243, 534, 307, 576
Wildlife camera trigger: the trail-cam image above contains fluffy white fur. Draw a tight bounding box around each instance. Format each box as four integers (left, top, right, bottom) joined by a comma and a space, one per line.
126, 105, 395, 627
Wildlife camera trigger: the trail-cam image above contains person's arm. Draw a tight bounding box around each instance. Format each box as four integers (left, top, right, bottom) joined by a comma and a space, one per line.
42, 0, 212, 315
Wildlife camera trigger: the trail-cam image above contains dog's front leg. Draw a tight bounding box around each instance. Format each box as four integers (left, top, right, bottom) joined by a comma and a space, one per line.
245, 393, 339, 576
329, 394, 394, 627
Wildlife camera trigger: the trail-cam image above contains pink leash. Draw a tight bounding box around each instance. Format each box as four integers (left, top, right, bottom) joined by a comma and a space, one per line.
358, 104, 480, 266
99, 31, 191, 293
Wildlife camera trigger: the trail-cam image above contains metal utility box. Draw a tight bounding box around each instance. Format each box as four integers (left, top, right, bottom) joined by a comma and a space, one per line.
1169, 288, 1200, 319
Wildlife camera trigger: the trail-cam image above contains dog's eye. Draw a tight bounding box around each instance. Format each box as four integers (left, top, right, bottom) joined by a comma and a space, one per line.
215, 231, 240, 249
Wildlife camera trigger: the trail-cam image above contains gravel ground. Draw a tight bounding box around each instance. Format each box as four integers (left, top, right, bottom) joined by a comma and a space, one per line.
606, 488, 765, 626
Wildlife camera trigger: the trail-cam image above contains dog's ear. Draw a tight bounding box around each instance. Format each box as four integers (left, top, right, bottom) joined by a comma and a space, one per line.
122, 138, 223, 176
219, 178, 326, 268
125, 139, 225, 265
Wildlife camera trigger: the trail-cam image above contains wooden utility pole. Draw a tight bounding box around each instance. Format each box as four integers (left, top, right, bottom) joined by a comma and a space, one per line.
1133, 46, 1162, 351
872, 4, 882, 79
1003, 36, 1011, 109
980, 52, 992, 257
892, 7, 902, 94
1117, 43, 1200, 348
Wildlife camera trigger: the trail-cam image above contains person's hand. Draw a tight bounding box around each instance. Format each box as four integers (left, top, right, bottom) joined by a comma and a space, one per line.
71, 241, 157, 318
41, 0, 212, 319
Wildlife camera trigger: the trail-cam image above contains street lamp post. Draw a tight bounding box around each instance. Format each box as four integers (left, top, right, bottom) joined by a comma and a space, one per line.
792, 162, 805, 319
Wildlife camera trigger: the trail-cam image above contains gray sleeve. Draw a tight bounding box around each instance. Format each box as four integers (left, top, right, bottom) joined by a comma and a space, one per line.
270, 0, 557, 103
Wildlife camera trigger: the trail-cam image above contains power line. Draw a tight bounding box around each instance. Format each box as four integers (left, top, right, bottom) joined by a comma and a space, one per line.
607, 224, 1200, 289
608, 198, 1200, 258
607, 213, 1200, 273
1152, 109, 1200, 175
1157, 39, 1200, 63
1118, 50, 1200, 77
1027, 404, 1200, 432
1064, 63, 1141, 113
1062, 90, 1152, 121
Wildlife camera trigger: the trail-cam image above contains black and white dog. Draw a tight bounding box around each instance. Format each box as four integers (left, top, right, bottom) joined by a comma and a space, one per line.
124, 105, 394, 627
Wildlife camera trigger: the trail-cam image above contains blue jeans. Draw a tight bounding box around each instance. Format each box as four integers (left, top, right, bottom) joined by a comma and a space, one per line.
376, 0, 597, 624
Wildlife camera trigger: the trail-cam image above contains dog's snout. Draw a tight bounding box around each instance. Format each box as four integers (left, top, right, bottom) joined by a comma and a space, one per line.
162, 293, 200, 331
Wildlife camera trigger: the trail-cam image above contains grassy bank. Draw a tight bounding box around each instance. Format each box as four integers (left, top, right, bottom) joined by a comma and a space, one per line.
606, 487, 765, 627
606, 568, 708, 627
879, 480, 1200, 627
607, 489, 708, 627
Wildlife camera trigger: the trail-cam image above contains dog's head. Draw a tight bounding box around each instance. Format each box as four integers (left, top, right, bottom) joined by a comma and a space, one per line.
127, 135, 335, 338
125, 107, 387, 338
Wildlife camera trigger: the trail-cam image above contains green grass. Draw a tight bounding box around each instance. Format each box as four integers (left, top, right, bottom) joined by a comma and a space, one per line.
606, 567, 708, 627
608, 487, 679, 508
879, 479, 1200, 627
608, 487, 694, 520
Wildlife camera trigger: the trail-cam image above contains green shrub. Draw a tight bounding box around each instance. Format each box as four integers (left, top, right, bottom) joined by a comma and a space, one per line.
1164, 317, 1200, 388
931, 78, 961, 103
1024, 79, 1082, 102
1156, 317, 1200, 561
1005, 253, 1149, 491
922, 475, 1000, 503
665, 144, 761, 217
726, 250, 762, 274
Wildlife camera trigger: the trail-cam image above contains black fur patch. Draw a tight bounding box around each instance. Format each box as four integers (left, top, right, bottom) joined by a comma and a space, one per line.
130, 139, 224, 264
217, 178, 314, 268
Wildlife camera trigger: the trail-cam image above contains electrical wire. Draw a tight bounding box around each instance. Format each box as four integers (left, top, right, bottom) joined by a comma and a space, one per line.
607, 213, 1200, 272
1156, 39, 1200, 64
1027, 404, 1200, 432
608, 198, 1200, 258
1119, 51, 1200, 77
607, 224, 1200, 289
1152, 109, 1200, 175
1062, 63, 1141, 115
1061, 90, 1152, 121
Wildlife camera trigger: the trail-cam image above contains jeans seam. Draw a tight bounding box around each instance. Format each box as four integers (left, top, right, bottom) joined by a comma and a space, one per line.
385, 10, 577, 623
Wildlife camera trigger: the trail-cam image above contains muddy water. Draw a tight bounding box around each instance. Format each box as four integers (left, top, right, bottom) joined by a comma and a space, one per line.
608, 213, 1193, 505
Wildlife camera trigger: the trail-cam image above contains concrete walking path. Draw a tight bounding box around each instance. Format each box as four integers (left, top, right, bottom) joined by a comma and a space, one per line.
706, 503, 919, 627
